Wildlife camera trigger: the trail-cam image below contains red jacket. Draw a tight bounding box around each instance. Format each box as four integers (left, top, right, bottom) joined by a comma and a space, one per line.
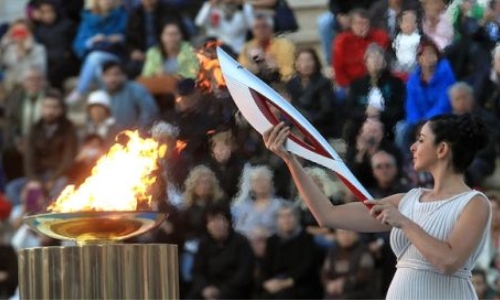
332, 29, 389, 87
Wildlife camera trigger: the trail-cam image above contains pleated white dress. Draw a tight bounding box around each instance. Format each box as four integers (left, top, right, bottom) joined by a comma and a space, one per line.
386, 188, 491, 299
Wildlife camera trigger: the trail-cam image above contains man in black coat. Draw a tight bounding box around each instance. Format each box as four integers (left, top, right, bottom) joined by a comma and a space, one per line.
189, 203, 254, 299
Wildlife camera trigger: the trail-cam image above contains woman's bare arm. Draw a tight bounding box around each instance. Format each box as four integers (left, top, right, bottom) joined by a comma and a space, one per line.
263, 123, 400, 232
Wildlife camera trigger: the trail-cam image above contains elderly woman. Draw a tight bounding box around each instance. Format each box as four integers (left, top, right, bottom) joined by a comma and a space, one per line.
232, 165, 284, 237
346, 43, 406, 141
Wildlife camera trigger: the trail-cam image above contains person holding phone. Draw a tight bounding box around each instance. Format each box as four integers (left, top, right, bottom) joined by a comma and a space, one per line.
262, 113, 491, 299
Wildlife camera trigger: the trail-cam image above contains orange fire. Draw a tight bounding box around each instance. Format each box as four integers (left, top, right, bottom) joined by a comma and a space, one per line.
197, 40, 226, 93
48, 131, 166, 213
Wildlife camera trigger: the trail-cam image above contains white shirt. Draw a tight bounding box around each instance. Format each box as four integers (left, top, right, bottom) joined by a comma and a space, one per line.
393, 31, 421, 72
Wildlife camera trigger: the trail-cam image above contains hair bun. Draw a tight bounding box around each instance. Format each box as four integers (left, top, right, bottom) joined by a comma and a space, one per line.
457, 114, 489, 151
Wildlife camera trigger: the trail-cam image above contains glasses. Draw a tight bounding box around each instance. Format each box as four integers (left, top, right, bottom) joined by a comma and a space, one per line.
373, 163, 396, 170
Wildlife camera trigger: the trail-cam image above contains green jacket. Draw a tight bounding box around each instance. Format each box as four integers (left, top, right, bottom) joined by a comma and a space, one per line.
141, 41, 199, 78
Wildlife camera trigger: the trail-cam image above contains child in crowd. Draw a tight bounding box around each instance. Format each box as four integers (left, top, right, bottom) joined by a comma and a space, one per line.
392, 10, 421, 75
83, 90, 118, 145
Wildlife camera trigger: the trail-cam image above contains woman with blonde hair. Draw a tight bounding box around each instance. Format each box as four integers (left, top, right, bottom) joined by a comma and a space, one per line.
179, 165, 226, 285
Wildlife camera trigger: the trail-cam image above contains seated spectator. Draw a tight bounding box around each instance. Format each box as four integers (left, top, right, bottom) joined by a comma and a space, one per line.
258, 203, 321, 299
100, 61, 159, 132
0, 221, 17, 299
232, 165, 284, 237
477, 43, 500, 119
83, 90, 118, 144
195, 0, 254, 54
421, 0, 453, 51
347, 43, 405, 140
397, 38, 455, 151
125, 0, 185, 78
32, 0, 79, 90
178, 165, 226, 288
65, 134, 106, 186
344, 118, 403, 189
5, 90, 78, 207
321, 229, 375, 299
476, 190, 500, 272
332, 9, 390, 89
0, 19, 46, 91
141, 20, 199, 79
369, 0, 422, 40
448, 82, 499, 187
363, 150, 411, 297
1, 67, 48, 182
161, 79, 219, 187
317, 0, 372, 66
238, 14, 296, 83
248, 226, 271, 298
451, 0, 485, 42
471, 269, 496, 299
205, 130, 245, 200
286, 48, 336, 139
66, 0, 128, 104
189, 202, 254, 299
392, 10, 421, 75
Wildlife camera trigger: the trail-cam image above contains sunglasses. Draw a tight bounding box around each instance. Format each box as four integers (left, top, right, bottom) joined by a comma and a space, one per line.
373, 163, 395, 170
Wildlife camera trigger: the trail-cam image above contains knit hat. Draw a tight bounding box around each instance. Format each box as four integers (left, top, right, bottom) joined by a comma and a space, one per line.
87, 90, 111, 109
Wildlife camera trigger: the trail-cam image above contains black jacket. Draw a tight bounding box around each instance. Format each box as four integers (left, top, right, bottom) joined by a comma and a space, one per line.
189, 231, 254, 299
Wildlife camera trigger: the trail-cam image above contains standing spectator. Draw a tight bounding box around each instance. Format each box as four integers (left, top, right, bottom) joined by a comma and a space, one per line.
1, 68, 48, 182
32, 0, 79, 90
238, 14, 296, 83
195, 0, 254, 54
258, 203, 321, 299
5, 90, 78, 207
67, 0, 128, 104
321, 229, 375, 299
125, 0, 185, 78
100, 61, 159, 132
189, 203, 254, 299
397, 38, 456, 151
232, 165, 284, 237
332, 9, 390, 89
141, 20, 199, 79
392, 10, 421, 75
0, 19, 46, 91
421, 0, 454, 51
286, 48, 336, 139
347, 43, 406, 140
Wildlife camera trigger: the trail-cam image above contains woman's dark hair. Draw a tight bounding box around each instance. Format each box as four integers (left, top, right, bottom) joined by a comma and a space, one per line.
205, 202, 233, 225
428, 113, 489, 173
158, 20, 186, 59
44, 88, 66, 113
417, 37, 442, 60
102, 60, 125, 73
295, 47, 322, 75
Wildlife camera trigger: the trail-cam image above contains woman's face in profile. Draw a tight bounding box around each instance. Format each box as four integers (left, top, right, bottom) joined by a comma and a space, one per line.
410, 122, 438, 172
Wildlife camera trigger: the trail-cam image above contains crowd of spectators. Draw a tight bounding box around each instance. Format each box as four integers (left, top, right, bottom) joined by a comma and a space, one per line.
0, 0, 499, 298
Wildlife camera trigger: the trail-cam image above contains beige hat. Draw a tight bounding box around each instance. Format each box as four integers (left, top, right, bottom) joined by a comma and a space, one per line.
87, 90, 111, 109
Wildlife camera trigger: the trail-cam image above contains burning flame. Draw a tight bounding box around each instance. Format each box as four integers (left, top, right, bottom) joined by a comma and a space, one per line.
48, 131, 166, 213
197, 40, 226, 93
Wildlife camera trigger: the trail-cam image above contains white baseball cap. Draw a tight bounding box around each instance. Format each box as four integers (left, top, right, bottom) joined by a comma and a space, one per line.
87, 90, 111, 109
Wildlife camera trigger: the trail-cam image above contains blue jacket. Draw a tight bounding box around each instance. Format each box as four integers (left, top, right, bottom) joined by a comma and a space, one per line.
106, 81, 159, 131
405, 59, 456, 125
73, 8, 128, 59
